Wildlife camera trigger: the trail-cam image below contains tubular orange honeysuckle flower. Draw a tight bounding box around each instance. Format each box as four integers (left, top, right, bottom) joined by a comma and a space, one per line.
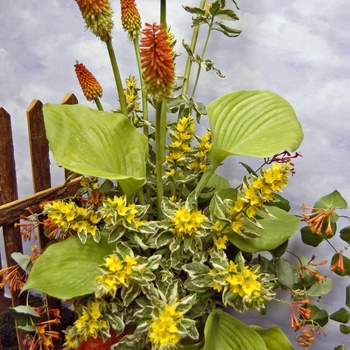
75, 0, 114, 41
74, 62, 103, 102
330, 250, 346, 273
140, 23, 176, 102
120, 0, 142, 40
301, 204, 335, 236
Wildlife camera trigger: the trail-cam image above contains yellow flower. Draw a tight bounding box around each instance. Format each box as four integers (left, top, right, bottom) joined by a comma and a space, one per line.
104, 254, 123, 272
90, 301, 102, 319
216, 235, 228, 250
231, 219, 244, 234
172, 207, 205, 237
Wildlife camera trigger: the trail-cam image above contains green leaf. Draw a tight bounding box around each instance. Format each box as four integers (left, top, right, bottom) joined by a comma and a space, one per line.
340, 324, 350, 335
275, 258, 294, 289
202, 310, 267, 350
300, 226, 324, 247
340, 227, 350, 244
8, 305, 40, 327
43, 104, 148, 196
308, 304, 329, 327
11, 252, 32, 272
307, 277, 334, 297
249, 325, 293, 350
330, 308, 350, 323
207, 90, 303, 169
314, 190, 348, 210
228, 206, 300, 253
346, 286, 350, 309
22, 232, 114, 299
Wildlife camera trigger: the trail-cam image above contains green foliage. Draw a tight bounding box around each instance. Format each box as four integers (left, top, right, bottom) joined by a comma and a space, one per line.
43, 104, 148, 196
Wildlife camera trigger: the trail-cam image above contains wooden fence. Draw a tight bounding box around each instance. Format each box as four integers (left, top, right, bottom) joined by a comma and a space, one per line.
0, 93, 82, 349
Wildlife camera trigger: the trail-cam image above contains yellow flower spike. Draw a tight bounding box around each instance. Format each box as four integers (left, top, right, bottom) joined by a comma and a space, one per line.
74, 62, 103, 102
75, 0, 114, 41
120, 0, 142, 40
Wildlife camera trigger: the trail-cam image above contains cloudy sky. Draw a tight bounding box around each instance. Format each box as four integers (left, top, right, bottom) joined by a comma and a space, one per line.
1, 0, 350, 348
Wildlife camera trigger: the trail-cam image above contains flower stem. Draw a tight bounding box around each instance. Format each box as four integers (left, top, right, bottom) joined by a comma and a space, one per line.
181, 0, 206, 97
160, 0, 166, 27
94, 97, 104, 111
106, 39, 128, 116
191, 16, 214, 98
155, 100, 167, 219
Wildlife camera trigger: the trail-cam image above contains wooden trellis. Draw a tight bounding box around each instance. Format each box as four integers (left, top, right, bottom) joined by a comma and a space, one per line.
0, 93, 82, 349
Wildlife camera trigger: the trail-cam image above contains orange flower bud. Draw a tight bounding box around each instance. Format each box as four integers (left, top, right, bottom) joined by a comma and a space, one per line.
75, 0, 114, 41
120, 0, 142, 40
74, 62, 103, 101
140, 23, 176, 102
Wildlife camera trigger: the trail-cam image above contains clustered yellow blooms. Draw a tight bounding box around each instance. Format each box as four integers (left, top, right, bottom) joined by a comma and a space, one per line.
148, 304, 183, 348
211, 261, 262, 305
166, 117, 196, 167
228, 163, 292, 233
120, 75, 141, 124
188, 130, 212, 172
65, 300, 108, 348
214, 220, 229, 250
95, 254, 138, 297
42, 200, 100, 236
102, 195, 142, 228
171, 207, 205, 237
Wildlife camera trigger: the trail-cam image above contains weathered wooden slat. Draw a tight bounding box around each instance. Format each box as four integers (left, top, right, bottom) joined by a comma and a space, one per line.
0, 107, 27, 349
0, 176, 82, 227
27, 99, 51, 193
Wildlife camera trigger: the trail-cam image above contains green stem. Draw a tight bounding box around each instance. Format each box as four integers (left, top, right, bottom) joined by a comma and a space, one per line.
194, 166, 214, 196
133, 39, 149, 139
160, 0, 166, 27
106, 39, 128, 116
191, 16, 214, 99
181, 0, 207, 97
94, 97, 104, 111
155, 100, 167, 219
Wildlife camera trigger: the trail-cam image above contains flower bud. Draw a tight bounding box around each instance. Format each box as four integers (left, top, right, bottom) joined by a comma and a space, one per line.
120, 0, 142, 40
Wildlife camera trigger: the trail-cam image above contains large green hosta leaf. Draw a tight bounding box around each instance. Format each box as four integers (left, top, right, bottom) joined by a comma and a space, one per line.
22, 233, 114, 299
228, 206, 300, 253
43, 104, 148, 195
202, 310, 267, 350
207, 90, 303, 168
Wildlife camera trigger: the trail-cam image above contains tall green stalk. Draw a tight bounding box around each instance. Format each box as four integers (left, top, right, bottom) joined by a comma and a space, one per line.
190, 16, 214, 98
160, 0, 167, 27
155, 100, 167, 219
106, 39, 128, 116
181, 0, 207, 97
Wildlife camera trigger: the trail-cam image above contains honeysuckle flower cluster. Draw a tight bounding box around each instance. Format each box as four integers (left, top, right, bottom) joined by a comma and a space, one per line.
8, 1, 350, 350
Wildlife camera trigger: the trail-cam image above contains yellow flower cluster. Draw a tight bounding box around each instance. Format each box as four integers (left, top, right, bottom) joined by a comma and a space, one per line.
228, 163, 291, 232
171, 207, 205, 237
95, 254, 137, 297
120, 75, 141, 124
214, 220, 229, 250
43, 200, 100, 236
166, 117, 196, 166
103, 195, 142, 228
211, 261, 262, 305
148, 304, 183, 348
189, 130, 212, 172
65, 300, 108, 348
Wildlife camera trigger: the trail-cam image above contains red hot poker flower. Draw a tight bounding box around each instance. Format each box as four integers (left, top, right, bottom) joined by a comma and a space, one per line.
120, 0, 142, 40
140, 23, 175, 102
75, 0, 114, 41
75, 62, 103, 102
